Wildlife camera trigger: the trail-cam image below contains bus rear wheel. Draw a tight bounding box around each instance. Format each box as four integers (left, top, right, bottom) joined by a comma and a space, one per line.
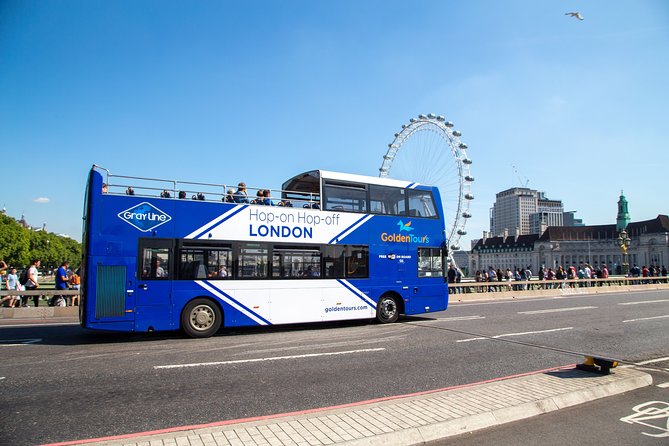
376, 294, 400, 324
181, 298, 222, 338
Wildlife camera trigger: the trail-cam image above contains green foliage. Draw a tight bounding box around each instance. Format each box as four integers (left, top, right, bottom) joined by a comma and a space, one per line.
0, 214, 81, 269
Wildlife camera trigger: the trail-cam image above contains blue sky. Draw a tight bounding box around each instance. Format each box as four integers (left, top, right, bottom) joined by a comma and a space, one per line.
1, 1, 668, 246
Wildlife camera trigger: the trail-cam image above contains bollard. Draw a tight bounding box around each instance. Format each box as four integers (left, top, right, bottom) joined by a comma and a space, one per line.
576, 356, 619, 375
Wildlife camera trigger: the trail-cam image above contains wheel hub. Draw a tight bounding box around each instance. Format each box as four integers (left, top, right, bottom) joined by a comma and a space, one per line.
192, 306, 213, 329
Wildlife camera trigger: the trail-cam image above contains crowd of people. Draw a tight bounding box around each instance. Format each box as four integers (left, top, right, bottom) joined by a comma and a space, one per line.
467, 262, 668, 292
0, 259, 81, 308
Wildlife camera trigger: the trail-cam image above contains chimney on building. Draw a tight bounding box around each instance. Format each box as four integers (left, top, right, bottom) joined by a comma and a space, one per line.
503, 228, 509, 240
482, 231, 488, 243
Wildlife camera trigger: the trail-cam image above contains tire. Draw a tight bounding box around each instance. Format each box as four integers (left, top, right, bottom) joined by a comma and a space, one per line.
181, 298, 222, 338
376, 294, 400, 324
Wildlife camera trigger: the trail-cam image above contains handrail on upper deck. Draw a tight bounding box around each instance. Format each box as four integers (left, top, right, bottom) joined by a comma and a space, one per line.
93, 165, 321, 208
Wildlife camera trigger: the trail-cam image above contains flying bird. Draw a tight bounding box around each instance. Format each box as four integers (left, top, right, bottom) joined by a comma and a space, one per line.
565, 12, 584, 20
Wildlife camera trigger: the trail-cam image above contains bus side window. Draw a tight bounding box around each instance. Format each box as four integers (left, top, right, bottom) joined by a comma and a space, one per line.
141, 248, 170, 280
418, 247, 443, 277
238, 243, 268, 279
408, 190, 438, 219
346, 246, 368, 278
323, 246, 346, 278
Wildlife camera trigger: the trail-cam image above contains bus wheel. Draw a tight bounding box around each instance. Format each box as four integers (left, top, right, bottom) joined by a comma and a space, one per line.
376, 294, 400, 324
181, 298, 222, 338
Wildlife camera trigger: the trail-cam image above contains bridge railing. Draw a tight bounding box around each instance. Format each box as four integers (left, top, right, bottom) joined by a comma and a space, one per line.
447, 276, 669, 294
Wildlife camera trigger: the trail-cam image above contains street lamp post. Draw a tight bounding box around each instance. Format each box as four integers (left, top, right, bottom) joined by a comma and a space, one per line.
616, 229, 631, 275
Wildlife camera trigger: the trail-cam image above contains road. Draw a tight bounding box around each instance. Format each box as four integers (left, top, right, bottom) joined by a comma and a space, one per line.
1, 289, 668, 445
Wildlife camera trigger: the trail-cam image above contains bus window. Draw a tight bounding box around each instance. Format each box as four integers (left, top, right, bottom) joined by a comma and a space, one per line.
369, 185, 406, 216
238, 243, 268, 279
408, 190, 438, 218
272, 247, 321, 278
346, 246, 369, 278
418, 247, 444, 277
141, 248, 170, 280
207, 249, 232, 279
323, 245, 346, 278
179, 246, 231, 280
323, 183, 367, 213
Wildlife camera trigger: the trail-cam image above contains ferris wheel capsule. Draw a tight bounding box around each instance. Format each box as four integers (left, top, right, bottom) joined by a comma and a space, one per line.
459, 143, 468, 149
427, 113, 436, 119
452, 130, 462, 137
437, 115, 445, 121
465, 193, 474, 200
444, 121, 454, 128
463, 158, 473, 164
450, 244, 461, 251
410, 118, 416, 123
457, 229, 467, 235
462, 212, 472, 218
465, 175, 475, 181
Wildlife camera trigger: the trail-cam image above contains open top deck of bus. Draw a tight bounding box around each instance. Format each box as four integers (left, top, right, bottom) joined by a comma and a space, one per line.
94, 165, 427, 211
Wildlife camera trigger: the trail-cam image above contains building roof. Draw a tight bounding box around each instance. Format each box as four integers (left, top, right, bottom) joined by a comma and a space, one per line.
472, 234, 541, 251
538, 215, 669, 241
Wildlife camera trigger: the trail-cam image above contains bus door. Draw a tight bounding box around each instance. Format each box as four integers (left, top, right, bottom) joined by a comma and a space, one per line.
414, 247, 447, 312
136, 239, 173, 330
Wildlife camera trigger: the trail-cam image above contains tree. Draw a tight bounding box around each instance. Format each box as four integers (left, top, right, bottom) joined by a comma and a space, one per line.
0, 214, 81, 269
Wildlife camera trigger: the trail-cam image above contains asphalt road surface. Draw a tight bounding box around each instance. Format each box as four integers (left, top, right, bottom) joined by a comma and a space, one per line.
1, 289, 668, 445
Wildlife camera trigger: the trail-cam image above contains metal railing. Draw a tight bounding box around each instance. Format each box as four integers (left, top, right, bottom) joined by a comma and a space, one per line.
96, 165, 321, 209
447, 276, 669, 294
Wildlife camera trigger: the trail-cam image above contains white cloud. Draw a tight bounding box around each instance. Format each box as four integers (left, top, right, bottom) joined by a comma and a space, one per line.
33, 197, 50, 203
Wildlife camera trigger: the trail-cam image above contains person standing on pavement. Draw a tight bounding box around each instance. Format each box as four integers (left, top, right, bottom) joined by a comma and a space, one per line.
25, 259, 41, 307
53, 261, 70, 306
1, 267, 21, 307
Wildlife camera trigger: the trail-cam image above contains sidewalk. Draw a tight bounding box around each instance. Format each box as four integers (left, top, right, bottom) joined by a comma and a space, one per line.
49, 366, 652, 446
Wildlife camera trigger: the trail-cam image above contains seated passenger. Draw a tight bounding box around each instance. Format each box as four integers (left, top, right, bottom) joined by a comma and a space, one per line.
223, 189, 236, 203
126, 187, 135, 196
160, 190, 171, 198
251, 189, 264, 205
262, 189, 274, 206
233, 182, 249, 203
178, 191, 187, 199
278, 199, 293, 207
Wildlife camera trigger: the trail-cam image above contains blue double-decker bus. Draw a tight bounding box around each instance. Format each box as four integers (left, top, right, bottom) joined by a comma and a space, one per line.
80, 166, 449, 337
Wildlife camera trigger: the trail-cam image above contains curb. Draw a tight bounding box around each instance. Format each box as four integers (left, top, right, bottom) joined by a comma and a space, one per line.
0, 306, 78, 319
54, 367, 652, 446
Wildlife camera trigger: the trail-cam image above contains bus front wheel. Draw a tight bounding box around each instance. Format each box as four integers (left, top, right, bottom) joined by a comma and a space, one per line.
376, 294, 400, 324
181, 298, 222, 338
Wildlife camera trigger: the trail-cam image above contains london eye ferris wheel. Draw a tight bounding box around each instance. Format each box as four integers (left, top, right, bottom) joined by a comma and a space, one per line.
379, 114, 473, 263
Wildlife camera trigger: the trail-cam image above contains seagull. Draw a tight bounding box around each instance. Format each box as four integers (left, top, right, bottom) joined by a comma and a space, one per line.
565, 12, 584, 20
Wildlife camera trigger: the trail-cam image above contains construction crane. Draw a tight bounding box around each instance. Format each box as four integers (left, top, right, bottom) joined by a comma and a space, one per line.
512, 165, 529, 188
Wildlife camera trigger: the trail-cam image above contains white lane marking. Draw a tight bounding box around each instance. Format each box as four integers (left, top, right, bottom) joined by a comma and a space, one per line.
623, 315, 669, 323
657, 383, 669, 389
456, 327, 573, 343
0, 338, 42, 346
518, 306, 597, 315
633, 357, 669, 366
0, 377, 5, 380
155, 348, 386, 369
619, 299, 669, 306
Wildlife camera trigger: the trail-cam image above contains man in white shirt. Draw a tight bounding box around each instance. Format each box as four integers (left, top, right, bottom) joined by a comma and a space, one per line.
25, 259, 40, 307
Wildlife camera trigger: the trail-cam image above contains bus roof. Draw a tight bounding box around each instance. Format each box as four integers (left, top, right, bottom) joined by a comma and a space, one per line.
281, 170, 418, 196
